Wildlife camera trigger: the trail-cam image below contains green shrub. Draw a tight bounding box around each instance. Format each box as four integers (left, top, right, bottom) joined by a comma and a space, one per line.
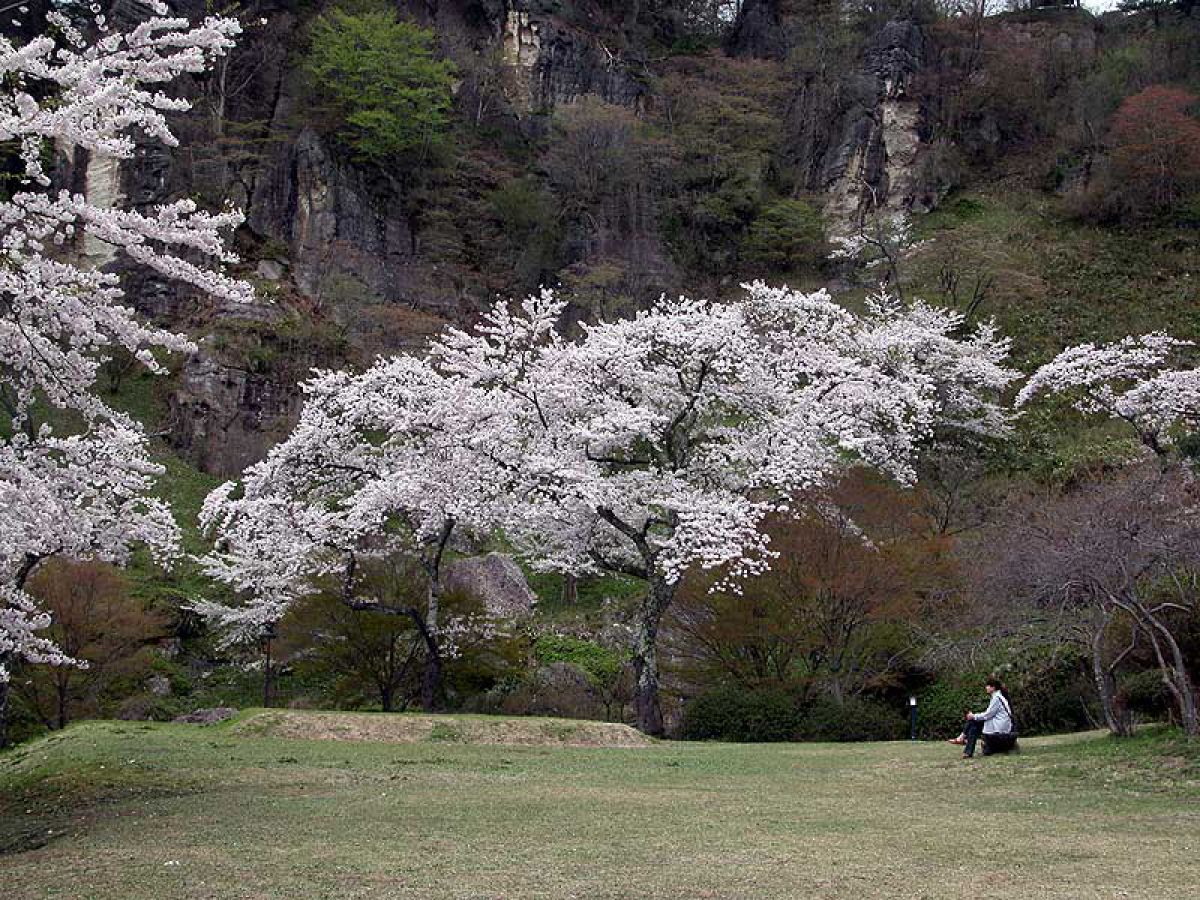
796, 696, 907, 742
679, 685, 802, 742
915, 680, 979, 740
533, 635, 622, 688
305, 3, 455, 167
741, 199, 827, 273
917, 657, 1095, 740
1120, 669, 1171, 720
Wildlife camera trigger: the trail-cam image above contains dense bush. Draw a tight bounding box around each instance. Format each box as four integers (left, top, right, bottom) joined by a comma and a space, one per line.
796, 697, 908, 743
1119, 669, 1172, 721
915, 680, 979, 740
679, 685, 802, 742
917, 658, 1095, 740
741, 199, 827, 274
533, 635, 623, 689
305, 3, 455, 168
498, 663, 603, 720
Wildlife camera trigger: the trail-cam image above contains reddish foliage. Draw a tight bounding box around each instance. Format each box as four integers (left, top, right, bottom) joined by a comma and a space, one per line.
1109, 85, 1200, 213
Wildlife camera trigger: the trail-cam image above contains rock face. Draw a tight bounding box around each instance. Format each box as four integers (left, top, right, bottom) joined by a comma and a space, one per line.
168, 332, 315, 479
248, 124, 443, 316
723, 0, 788, 60
501, 9, 645, 114
727, 5, 930, 233
98, 1, 949, 477
443, 553, 537, 617
821, 19, 928, 234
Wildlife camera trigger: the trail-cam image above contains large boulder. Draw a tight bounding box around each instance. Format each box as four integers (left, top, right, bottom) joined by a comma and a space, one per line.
443, 553, 537, 617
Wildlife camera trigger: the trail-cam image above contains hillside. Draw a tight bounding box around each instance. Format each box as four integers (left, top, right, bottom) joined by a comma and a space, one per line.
85, 1, 1200, 477
4, 0, 1200, 748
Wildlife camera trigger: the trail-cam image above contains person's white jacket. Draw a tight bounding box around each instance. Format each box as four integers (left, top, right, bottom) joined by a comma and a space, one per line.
971, 692, 1013, 735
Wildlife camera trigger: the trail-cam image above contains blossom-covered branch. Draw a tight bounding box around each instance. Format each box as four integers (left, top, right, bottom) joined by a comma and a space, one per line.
1017, 334, 1199, 453
0, 5, 249, 737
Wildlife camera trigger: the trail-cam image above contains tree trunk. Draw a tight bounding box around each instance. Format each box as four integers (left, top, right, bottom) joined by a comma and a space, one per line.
632, 577, 674, 736
561, 573, 578, 606
420, 646, 443, 712
419, 578, 444, 712
1090, 626, 1128, 737
262, 631, 274, 709
408, 606, 443, 713
56, 678, 69, 731
417, 520, 454, 714
1120, 596, 1199, 739
0, 662, 10, 750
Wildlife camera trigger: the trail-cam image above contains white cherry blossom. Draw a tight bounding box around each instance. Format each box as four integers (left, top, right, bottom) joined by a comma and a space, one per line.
1, 6, 248, 737
1017, 334, 1199, 454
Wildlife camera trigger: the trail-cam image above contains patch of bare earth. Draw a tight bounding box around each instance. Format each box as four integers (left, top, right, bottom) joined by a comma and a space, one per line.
231, 710, 654, 748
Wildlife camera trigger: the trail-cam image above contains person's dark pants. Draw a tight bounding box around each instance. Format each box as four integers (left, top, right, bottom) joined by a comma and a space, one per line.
963, 720, 1017, 757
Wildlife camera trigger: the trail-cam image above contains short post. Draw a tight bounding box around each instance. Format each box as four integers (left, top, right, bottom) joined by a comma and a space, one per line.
909, 696, 918, 741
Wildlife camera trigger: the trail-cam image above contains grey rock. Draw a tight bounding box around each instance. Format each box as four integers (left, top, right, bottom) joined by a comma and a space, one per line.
724, 0, 788, 60
168, 343, 311, 478
147, 675, 172, 697
255, 259, 286, 281
443, 553, 537, 617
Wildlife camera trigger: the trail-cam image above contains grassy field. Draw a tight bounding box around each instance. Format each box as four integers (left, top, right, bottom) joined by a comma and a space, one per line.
2, 712, 1198, 899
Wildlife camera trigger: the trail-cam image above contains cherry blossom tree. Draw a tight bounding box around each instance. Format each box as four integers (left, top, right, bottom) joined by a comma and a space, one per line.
1017, 334, 1200, 456
453, 283, 1016, 734
196, 283, 1012, 733
1, 4, 249, 744
194, 354, 530, 710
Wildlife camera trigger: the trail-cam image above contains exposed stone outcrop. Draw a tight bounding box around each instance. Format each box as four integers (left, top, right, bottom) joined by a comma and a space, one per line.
91, 1, 937, 478
730, 6, 930, 234
249, 124, 441, 312
822, 19, 928, 234
443, 552, 537, 617
723, 0, 789, 60
501, 4, 645, 114
168, 333, 311, 479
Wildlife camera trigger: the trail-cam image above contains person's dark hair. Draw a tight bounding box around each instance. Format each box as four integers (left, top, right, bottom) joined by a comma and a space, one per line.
986, 676, 1005, 693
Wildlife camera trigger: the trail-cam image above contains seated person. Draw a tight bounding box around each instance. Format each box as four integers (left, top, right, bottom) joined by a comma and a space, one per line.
952, 677, 1016, 758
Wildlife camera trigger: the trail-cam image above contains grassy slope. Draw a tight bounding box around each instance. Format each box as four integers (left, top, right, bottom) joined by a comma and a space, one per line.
2, 713, 1198, 899
906, 187, 1200, 368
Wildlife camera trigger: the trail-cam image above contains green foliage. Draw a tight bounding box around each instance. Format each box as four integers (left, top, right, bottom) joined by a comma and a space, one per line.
533, 635, 623, 689
679, 685, 802, 742
915, 680, 980, 741
654, 54, 791, 275
917, 655, 1095, 741
741, 199, 827, 274
305, 3, 455, 167
1118, 669, 1172, 720
525, 570, 645, 620
485, 178, 561, 291
796, 697, 908, 743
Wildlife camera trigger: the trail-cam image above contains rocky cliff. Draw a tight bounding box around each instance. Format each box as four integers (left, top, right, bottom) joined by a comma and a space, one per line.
94, 0, 1119, 476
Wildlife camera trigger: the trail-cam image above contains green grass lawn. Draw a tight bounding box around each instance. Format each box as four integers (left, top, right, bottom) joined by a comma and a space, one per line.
2, 712, 1198, 899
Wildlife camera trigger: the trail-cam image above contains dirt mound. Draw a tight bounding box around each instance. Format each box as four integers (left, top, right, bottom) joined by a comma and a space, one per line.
232, 710, 653, 748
